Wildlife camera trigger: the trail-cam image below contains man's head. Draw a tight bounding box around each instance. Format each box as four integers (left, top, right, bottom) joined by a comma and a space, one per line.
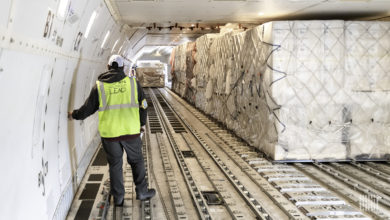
108, 54, 124, 70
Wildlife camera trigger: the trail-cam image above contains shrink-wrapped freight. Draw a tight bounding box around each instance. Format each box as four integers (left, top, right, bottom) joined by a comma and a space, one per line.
172, 42, 198, 103
171, 20, 390, 161
344, 21, 390, 159
136, 65, 165, 87
193, 34, 218, 111
183, 42, 197, 103
172, 43, 188, 96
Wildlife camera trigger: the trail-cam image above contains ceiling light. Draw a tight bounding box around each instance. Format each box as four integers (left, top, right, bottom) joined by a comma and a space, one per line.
58, 0, 70, 18
118, 45, 124, 53
153, 51, 161, 57
84, 11, 97, 39
258, 12, 264, 16
111, 39, 120, 53
101, 30, 110, 48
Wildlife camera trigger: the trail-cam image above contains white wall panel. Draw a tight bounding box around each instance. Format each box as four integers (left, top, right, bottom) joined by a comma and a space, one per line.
0, 0, 130, 219
0, 0, 12, 29
70, 61, 94, 164
0, 50, 52, 219
11, 0, 56, 41
43, 57, 70, 218
79, 1, 104, 56
57, 60, 74, 193
59, 0, 91, 53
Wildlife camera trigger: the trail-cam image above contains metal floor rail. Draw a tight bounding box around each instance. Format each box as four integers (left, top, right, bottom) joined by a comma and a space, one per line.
159, 87, 390, 220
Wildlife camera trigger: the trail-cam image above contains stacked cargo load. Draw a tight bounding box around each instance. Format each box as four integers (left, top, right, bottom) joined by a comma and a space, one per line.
259, 20, 348, 160
204, 30, 238, 121
136, 62, 165, 87
172, 43, 187, 96
193, 34, 218, 112
344, 21, 390, 160
172, 42, 197, 102
171, 20, 390, 161
183, 42, 197, 104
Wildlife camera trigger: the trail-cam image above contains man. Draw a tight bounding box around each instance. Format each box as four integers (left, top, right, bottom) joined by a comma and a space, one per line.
68, 55, 155, 206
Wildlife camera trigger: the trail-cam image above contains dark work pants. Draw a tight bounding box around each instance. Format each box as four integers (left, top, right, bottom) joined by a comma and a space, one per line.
102, 137, 147, 204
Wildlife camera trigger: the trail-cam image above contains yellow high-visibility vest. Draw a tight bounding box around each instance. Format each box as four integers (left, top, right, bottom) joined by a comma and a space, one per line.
96, 77, 140, 138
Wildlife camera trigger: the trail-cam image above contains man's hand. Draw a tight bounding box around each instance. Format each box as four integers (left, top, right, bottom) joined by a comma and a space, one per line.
140, 125, 146, 133
68, 112, 73, 120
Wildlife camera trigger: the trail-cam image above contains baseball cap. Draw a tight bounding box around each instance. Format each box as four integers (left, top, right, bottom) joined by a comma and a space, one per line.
108, 55, 124, 67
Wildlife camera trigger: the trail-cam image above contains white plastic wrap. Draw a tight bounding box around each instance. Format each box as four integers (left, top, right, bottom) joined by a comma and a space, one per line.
344, 21, 390, 159
172, 43, 188, 97
172, 42, 198, 103
136, 66, 165, 87
170, 20, 390, 161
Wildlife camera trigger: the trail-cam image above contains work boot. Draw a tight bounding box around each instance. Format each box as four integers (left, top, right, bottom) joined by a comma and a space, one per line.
136, 188, 156, 201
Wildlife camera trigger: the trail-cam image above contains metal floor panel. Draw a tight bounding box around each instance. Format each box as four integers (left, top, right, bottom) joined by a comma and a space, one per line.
74, 200, 95, 220
88, 174, 104, 182
92, 148, 108, 166
79, 183, 101, 200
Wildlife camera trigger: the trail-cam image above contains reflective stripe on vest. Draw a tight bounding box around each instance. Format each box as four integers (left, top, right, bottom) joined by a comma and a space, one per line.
98, 77, 139, 111
97, 77, 140, 138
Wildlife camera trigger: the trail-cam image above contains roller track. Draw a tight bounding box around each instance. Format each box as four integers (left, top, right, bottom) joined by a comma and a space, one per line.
102, 130, 153, 220
151, 87, 390, 220
67, 87, 390, 220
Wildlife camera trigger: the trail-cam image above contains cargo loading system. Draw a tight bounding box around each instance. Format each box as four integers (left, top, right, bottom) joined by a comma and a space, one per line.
67, 88, 390, 220
4, 1, 390, 219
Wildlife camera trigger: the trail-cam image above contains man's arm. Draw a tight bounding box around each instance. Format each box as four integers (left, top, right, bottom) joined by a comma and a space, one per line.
137, 81, 148, 127
70, 85, 99, 120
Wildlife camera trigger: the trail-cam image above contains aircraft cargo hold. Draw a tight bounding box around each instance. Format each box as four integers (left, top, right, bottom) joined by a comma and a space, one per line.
3, 0, 390, 219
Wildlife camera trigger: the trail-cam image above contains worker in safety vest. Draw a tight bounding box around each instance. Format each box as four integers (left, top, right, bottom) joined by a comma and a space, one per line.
68, 54, 155, 206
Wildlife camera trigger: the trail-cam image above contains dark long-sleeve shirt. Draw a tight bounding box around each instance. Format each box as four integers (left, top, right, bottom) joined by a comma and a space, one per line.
72, 69, 147, 141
